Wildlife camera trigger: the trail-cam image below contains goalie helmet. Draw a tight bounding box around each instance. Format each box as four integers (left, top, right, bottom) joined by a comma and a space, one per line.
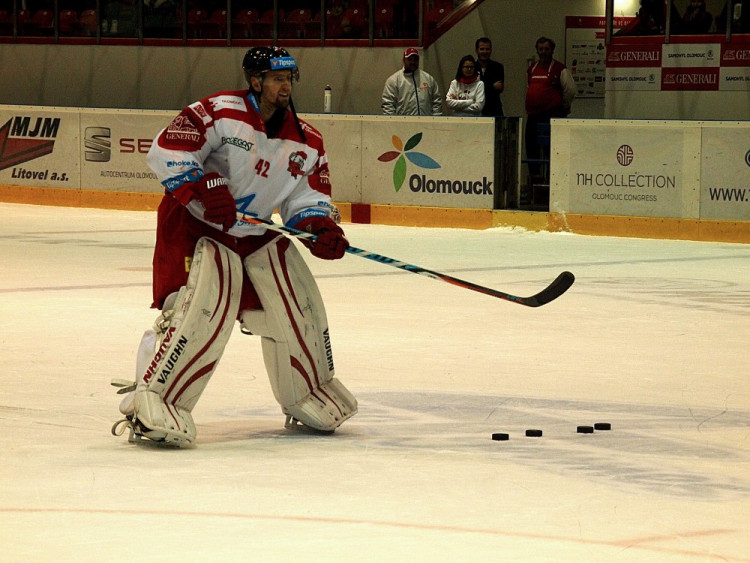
242, 46, 300, 85
242, 46, 306, 141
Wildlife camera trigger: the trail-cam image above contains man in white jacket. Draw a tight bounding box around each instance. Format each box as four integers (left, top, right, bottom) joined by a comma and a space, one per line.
381, 48, 442, 116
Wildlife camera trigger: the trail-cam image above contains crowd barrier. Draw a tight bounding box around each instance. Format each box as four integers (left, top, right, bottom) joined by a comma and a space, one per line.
0, 104, 748, 243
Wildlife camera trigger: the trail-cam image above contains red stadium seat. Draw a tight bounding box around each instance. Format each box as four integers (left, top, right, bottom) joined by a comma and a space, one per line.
251, 9, 277, 39
232, 8, 258, 39
79, 9, 98, 36
16, 8, 32, 35
29, 9, 54, 36
187, 8, 208, 38
202, 8, 227, 38
425, 6, 448, 33
374, 5, 393, 38
58, 9, 78, 35
279, 8, 311, 38
0, 10, 11, 36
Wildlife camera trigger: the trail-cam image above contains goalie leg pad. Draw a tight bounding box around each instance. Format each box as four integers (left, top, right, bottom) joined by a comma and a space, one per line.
242, 237, 357, 432
119, 237, 243, 446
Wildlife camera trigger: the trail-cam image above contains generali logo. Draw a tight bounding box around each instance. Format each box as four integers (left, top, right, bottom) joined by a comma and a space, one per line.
377, 132, 440, 192
0, 116, 60, 171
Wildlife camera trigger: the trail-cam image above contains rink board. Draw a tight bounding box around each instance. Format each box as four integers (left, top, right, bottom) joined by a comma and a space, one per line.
0, 105, 749, 241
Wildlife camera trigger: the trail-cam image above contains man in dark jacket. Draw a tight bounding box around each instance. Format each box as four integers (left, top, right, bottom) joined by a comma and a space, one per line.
475, 37, 505, 117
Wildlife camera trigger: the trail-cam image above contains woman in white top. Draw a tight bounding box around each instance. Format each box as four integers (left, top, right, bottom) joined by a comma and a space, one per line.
446, 55, 485, 116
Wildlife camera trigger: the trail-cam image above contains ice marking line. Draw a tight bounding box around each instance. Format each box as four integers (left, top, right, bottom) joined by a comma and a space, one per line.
0, 282, 150, 293
21, 229, 154, 235
0, 508, 741, 560
309, 252, 750, 281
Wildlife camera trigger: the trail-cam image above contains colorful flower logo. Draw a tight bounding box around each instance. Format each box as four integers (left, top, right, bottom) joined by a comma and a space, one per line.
378, 132, 440, 192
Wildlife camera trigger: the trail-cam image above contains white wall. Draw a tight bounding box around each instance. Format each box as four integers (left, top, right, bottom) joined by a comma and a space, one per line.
1, 0, 745, 120
0, 0, 627, 116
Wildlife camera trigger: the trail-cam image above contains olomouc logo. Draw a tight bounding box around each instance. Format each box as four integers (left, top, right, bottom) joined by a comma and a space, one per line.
377, 132, 440, 192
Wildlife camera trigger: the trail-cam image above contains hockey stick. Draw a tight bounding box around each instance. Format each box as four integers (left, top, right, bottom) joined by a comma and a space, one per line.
236, 213, 574, 307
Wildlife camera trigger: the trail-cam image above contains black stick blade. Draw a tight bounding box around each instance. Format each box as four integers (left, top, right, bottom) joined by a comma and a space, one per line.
525, 271, 575, 307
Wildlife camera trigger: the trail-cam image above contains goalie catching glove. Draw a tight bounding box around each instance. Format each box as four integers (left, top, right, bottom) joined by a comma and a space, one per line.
296, 216, 349, 260
174, 172, 236, 231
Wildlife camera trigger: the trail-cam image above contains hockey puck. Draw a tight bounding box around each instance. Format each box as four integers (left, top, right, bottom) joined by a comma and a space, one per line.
594, 422, 611, 431
525, 429, 543, 437
491, 433, 509, 441
576, 425, 594, 434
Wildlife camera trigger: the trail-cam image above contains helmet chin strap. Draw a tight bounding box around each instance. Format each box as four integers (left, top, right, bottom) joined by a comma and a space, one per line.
247, 89, 262, 115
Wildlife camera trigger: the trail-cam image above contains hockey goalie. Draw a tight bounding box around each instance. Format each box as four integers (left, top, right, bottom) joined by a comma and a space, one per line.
111, 46, 357, 447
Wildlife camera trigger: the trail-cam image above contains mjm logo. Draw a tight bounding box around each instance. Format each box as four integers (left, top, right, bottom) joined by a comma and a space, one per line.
0, 116, 60, 171
377, 132, 440, 192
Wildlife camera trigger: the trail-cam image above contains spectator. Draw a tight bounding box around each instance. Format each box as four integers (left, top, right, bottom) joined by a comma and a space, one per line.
381, 48, 442, 116
524, 37, 575, 182
446, 55, 485, 116
474, 37, 504, 117
682, 0, 713, 33
615, 0, 664, 35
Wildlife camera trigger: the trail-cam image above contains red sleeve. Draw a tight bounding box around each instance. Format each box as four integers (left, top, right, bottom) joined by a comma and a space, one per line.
307, 160, 332, 197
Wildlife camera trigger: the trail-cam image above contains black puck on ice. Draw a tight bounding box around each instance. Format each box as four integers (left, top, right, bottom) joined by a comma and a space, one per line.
576, 425, 594, 434
525, 429, 543, 437
491, 433, 509, 441
594, 422, 612, 431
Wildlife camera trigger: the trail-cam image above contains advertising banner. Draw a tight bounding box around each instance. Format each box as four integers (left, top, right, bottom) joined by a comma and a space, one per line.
565, 16, 635, 98
720, 41, 750, 88
607, 35, 750, 91
0, 107, 80, 189
566, 124, 688, 217
360, 117, 495, 209
700, 126, 750, 220
80, 110, 172, 193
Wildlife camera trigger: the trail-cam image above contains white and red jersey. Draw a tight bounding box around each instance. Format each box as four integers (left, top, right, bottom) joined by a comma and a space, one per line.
147, 89, 334, 237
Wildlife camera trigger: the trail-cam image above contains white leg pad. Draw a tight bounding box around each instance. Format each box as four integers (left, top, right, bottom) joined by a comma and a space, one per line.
242, 237, 357, 432
117, 237, 242, 446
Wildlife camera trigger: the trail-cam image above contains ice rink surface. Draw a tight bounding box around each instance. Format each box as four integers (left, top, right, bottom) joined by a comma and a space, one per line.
1, 202, 748, 562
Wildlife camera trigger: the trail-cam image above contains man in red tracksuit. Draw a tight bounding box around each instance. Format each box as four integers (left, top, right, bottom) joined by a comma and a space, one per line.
524, 36, 576, 197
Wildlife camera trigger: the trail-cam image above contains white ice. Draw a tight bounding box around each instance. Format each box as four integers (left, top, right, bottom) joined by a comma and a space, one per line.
1, 202, 748, 562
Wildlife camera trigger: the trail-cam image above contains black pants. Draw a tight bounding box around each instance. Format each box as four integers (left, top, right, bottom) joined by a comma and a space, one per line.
525, 109, 563, 180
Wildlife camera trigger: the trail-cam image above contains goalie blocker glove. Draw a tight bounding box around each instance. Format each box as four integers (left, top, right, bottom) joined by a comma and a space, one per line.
173, 172, 237, 232
296, 216, 349, 260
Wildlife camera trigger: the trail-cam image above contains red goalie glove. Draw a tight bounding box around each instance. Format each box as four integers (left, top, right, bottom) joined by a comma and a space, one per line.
175, 172, 236, 231
296, 216, 349, 260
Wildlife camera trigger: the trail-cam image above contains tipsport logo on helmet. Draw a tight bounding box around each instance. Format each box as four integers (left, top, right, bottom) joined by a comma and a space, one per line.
377, 132, 493, 196
270, 56, 297, 70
